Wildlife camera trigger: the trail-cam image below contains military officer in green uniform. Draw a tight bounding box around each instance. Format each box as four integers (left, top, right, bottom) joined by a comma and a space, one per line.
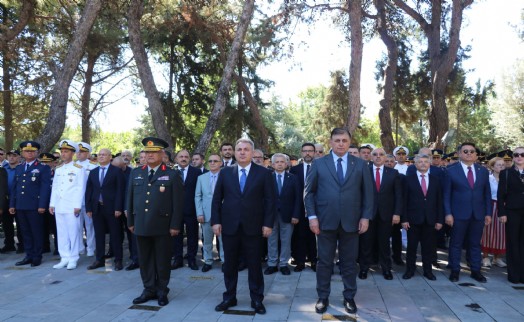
127, 137, 184, 307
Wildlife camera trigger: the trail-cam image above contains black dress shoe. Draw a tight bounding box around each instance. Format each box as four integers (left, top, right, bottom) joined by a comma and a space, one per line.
315, 298, 329, 314
393, 257, 405, 266
344, 298, 357, 314
42, 247, 51, 254
202, 264, 212, 272
470, 271, 487, 283
0, 245, 16, 253
171, 259, 183, 270
423, 271, 436, 281
432, 261, 441, 269
125, 262, 139, 271
114, 261, 123, 271
31, 260, 42, 267
294, 263, 305, 272
238, 262, 247, 271
264, 266, 278, 275
402, 271, 414, 279
158, 294, 169, 306
251, 300, 266, 314
104, 251, 114, 259
215, 298, 237, 311
188, 261, 199, 270
132, 292, 157, 304
358, 269, 368, 280
15, 258, 32, 266
291, 259, 297, 265
280, 266, 291, 275
310, 262, 317, 272
87, 261, 105, 270
383, 270, 393, 280
449, 271, 460, 282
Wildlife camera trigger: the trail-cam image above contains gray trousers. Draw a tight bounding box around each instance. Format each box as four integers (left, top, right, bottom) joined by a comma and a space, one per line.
201, 221, 224, 265
267, 216, 293, 267
316, 225, 359, 300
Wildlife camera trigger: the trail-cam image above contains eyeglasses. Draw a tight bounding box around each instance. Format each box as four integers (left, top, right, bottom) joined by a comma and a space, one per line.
253, 156, 264, 159
461, 150, 476, 154
372, 153, 385, 156
0, 153, 4, 156
317, 151, 324, 154
513, 153, 524, 158
208, 160, 221, 163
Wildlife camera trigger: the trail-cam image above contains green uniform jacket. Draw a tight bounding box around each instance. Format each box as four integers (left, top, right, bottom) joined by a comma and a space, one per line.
126, 163, 184, 236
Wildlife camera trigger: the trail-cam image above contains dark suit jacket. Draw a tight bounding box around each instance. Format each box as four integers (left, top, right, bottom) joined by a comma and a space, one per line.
0, 167, 8, 210
179, 165, 201, 217
497, 168, 524, 215
407, 164, 446, 181
443, 163, 492, 220
9, 160, 51, 210
289, 163, 311, 217
126, 163, 184, 236
273, 171, 301, 223
211, 163, 276, 236
85, 164, 125, 214
370, 165, 402, 221
402, 173, 444, 225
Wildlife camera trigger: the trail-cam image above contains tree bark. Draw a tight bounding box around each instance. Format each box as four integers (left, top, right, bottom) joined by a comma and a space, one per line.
374, 0, 396, 153
0, 0, 36, 51
36, 0, 103, 152
194, 0, 256, 155
345, 0, 363, 136
128, 0, 173, 150
80, 52, 98, 143
2, 46, 13, 150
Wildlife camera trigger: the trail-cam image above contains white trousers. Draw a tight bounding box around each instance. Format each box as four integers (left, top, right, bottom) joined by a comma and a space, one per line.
78, 205, 95, 254
56, 212, 82, 262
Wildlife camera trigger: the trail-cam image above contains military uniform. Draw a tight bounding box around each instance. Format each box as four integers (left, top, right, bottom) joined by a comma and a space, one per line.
76, 142, 98, 256
50, 140, 86, 269
127, 137, 184, 305
40, 153, 59, 254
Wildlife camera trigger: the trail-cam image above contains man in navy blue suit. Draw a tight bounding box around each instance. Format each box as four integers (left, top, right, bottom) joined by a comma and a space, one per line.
212, 138, 276, 315
444, 142, 492, 283
85, 148, 126, 271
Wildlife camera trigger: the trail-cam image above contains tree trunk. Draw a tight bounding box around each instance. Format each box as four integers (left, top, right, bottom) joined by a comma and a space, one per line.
374, 0, 396, 153
128, 0, 173, 150
36, 0, 103, 152
345, 0, 363, 136
2, 46, 13, 150
194, 0, 255, 155
0, 0, 36, 51
80, 52, 98, 143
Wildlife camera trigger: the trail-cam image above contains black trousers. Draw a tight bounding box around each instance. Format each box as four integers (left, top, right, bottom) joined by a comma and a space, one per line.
391, 223, 403, 260
222, 225, 264, 302
121, 215, 138, 264
506, 208, 524, 283
43, 210, 58, 252
93, 203, 123, 262
137, 234, 172, 296
17, 209, 43, 261
173, 215, 199, 262
291, 215, 317, 264
1, 207, 15, 248
406, 223, 435, 273
359, 219, 392, 271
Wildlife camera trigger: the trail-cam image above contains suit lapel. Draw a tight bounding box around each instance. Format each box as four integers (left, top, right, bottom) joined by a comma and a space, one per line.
344, 154, 355, 183
325, 154, 340, 184
242, 163, 257, 194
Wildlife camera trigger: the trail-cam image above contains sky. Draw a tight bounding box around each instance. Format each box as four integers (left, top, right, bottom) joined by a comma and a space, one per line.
68, 0, 524, 132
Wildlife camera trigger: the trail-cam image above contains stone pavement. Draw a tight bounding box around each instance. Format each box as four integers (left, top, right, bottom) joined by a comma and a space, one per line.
1, 244, 523, 321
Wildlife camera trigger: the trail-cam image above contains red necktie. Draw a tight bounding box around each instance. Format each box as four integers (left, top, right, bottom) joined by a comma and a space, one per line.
421, 174, 427, 196
375, 168, 381, 191
467, 166, 474, 189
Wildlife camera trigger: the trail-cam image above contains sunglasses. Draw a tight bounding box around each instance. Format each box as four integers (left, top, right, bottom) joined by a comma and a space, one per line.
461, 150, 476, 154
513, 153, 524, 158
318, 151, 324, 154
372, 153, 385, 156
208, 160, 221, 163
0, 153, 4, 156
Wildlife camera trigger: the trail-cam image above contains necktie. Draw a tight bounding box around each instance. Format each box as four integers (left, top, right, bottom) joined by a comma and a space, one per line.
148, 169, 154, 182
210, 175, 216, 194
467, 166, 474, 189
25, 163, 29, 172
240, 168, 246, 192
337, 158, 344, 184
277, 174, 283, 195
306, 164, 311, 175
180, 168, 185, 183
421, 174, 427, 196
375, 167, 381, 191
99, 167, 106, 185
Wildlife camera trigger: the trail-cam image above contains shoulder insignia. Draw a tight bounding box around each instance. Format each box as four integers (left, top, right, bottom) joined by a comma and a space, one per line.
161, 164, 166, 171
56, 164, 64, 169
141, 165, 147, 170
89, 161, 97, 165
74, 163, 83, 169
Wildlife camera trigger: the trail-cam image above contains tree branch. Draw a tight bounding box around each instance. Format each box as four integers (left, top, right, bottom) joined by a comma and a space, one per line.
0, 0, 37, 51
391, 0, 430, 33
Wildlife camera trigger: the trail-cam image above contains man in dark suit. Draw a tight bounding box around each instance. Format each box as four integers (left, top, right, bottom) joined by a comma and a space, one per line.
401, 153, 444, 280
444, 142, 492, 283
85, 148, 126, 271
212, 138, 276, 315
172, 149, 201, 270
359, 148, 402, 280
220, 143, 236, 167
127, 137, 184, 307
305, 128, 374, 315
264, 153, 300, 276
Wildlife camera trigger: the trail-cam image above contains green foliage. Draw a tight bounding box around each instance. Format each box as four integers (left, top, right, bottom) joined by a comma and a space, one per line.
60, 126, 143, 155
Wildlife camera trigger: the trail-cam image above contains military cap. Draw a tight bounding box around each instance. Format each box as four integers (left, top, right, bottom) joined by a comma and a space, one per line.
7, 149, 20, 156
77, 142, 92, 153
19, 141, 40, 151
393, 146, 409, 155
360, 143, 376, 150
487, 152, 498, 160
141, 137, 168, 152
39, 153, 57, 163
498, 149, 513, 161
58, 139, 78, 152
450, 152, 459, 160
431, 149, 443, 158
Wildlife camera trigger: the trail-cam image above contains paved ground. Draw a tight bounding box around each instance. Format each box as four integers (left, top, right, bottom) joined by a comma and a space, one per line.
0, 240, 523, 322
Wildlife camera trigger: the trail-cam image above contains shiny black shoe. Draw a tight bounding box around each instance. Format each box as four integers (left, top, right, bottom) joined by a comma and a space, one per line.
125, 262, 139, 271
280, 266, 291, 275
87, 261, 105, 270
251, 300, 266, 314
15, 258, 32, 266
470, 271, 487, 283
423, 271, 436, 281
114, 260, 123, 271
264, 266, 278, 275
132, 292, 157, 305
202, 264, 212, 272
449, 271, 460, 282
383, 270, 393, 280
188, 261, 199, 271
402, 270, 414, 279
358, 269, 368, 280
158, 294, 169, 306
215, 298, 237, 311
315, 298, 329, 314
344, 298, 357, 314
31, 260, 42, 267
294, 263, 305, 272
171, 259, 183, 270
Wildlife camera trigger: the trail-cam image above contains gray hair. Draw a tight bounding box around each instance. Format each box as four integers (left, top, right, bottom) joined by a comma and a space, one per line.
271, 153, 289, 163
235, 138, 255, 150
414, 154, 431, 162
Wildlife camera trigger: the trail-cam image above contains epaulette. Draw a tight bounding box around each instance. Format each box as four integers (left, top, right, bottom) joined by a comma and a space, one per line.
74, 163, 83, 169
56, 164, 64, 169
141, 165, 147, 170
89, 161, 97, 165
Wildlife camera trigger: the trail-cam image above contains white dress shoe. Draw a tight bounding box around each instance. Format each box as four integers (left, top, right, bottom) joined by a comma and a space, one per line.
87, 251, 95, 257
494, 258, 507, 267
482, 257, 491, 267
67, 261, 78, 270
53, 260, 69, 269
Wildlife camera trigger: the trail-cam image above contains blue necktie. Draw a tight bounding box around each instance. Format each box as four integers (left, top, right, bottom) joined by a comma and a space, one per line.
337, 158, 344, 184
99, 167, 106, 202
180, 168, 185, 183
240, 169, 246, 192
277, 174, 283, 195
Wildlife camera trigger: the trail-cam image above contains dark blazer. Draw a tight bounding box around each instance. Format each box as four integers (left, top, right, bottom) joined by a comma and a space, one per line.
179, 165, 201, 217
369, 165, 402, 221
85, 164, 125, 214
273, 171, 301, 223
9, 160, 51, 210
402, 173, 444, 225
289, 163, 311, 216
407, 164, 446, 181
497, 168, 524, 215
211, 163, 276, 236
0, 167, 8, 210
126, 163, 184, 236
443, 163, 492, 220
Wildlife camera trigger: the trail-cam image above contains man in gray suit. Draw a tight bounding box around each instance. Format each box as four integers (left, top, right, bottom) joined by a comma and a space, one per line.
305, 127, 374, 314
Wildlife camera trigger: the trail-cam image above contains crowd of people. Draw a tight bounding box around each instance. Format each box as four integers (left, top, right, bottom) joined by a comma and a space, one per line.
0, 130, 523, 315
